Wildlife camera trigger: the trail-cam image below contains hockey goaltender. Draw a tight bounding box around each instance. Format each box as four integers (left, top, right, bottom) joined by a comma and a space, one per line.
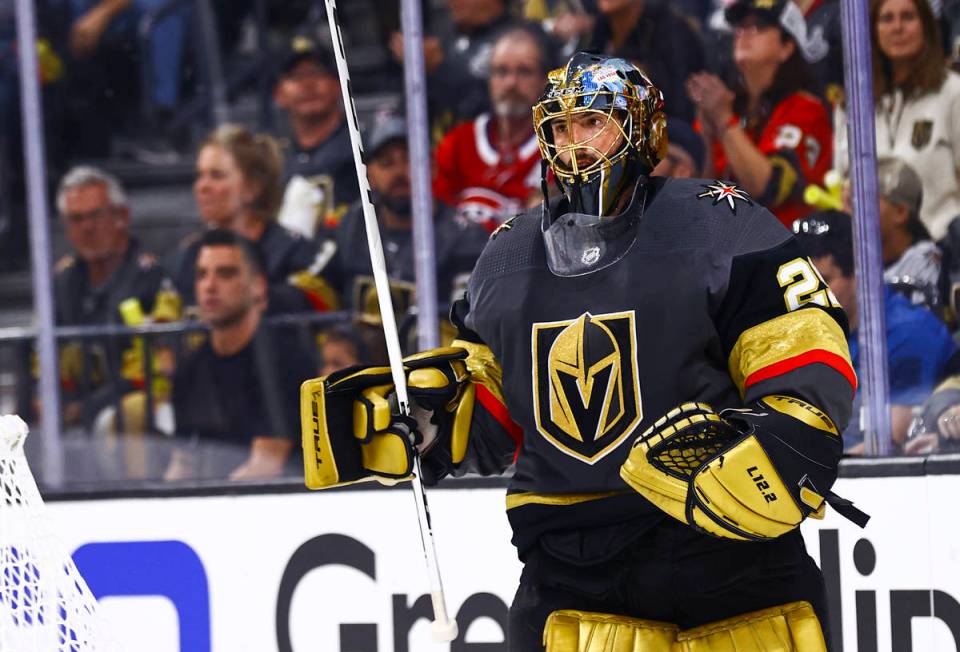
300, 52, 869, 651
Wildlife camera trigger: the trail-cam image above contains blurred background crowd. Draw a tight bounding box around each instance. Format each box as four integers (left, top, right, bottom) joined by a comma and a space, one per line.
4, 0, 960, 487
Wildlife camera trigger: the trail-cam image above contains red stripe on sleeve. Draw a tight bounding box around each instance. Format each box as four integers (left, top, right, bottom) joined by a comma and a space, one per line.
744, 349, 858, 393
476, 384, 524, 462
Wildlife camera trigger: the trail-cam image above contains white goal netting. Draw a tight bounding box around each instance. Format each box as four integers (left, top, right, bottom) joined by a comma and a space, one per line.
1, 415, 116, 651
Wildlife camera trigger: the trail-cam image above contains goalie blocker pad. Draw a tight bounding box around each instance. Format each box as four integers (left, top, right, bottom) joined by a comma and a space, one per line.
620, 397, 869, 541
300, 365, 415, 489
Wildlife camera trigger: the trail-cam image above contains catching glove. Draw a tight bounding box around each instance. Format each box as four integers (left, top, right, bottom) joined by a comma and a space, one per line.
620, 397, 869, 541
300, 365, 416, 489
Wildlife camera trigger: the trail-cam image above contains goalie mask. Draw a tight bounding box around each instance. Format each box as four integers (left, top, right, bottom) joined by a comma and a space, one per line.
533, 53, 667, 218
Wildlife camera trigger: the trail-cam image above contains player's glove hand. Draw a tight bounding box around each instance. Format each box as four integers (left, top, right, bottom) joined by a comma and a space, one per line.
403, 347, 477, 483
620, 398, 869, 541
300, 365, 417, 489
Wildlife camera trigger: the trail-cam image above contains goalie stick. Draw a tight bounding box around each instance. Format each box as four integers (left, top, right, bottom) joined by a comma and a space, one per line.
322, 0, 459, 642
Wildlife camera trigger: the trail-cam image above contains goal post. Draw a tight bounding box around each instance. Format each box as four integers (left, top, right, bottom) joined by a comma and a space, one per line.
1, 414, 116, 651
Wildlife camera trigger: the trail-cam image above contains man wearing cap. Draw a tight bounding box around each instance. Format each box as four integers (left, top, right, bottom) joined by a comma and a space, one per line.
274, 35, 360, 236
689, 0, 832, 228
794, 209, 955, 452
329, 114, 489, 324
651, 119, 706, 178
873, 157, 943, 312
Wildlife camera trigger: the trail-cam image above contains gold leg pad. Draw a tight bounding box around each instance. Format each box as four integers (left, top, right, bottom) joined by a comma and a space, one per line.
544, 610, 679, 652
676, 601, 827, 652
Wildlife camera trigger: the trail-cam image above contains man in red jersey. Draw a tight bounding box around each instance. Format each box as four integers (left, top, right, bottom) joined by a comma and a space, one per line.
433, 25, 556, 232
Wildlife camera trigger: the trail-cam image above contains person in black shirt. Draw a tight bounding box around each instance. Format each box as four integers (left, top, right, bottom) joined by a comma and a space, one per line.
389, 0, 517, 141
583, 0, 706, 121
274, 35, 360, 235
53, 165, 168, 426
329, 114, 489, 326
166, 230, 316, 481
166, 124, 337, 315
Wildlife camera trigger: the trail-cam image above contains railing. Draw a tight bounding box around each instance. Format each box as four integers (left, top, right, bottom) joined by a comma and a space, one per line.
0, 310, 353, 438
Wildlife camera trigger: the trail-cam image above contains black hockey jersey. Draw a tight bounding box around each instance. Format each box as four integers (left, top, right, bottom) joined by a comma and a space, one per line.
443, 177, 856, 559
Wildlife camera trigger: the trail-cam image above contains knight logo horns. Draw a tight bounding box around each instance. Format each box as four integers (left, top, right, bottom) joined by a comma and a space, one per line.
532, 311, 643, 463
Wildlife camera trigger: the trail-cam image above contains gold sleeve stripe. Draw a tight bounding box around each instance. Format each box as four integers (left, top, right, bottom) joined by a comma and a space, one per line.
506, 490, 632, 510
729, 309, 856, 397
451, 339, 506, 405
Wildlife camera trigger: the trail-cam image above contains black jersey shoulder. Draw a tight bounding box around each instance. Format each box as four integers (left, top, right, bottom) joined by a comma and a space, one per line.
469, 206, 546, 286
638, 177, 792, 259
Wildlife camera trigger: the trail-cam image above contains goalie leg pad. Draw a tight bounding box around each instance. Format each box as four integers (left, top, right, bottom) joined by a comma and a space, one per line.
543, 602, 826, 652
543, 609, 679, 652
677, 601, 827, 652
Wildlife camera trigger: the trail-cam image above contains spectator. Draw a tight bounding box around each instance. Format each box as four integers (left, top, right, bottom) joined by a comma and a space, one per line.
706, 1, 839, 103
916, 374, 960, 453
834, 0, 960, 240
689, 0, 832, 228
794, 210, 956, 452
273, 35, 360, 237
57, 0, 189, 159
317, 322, 390, 377
523, 0, 596, 57
166, 230, 316, 481
798, 0, 843, 104
651, 119, 706, 178
55, 166, 165, 326
390, 0, 515, 140
53, 165, 169, 427
582, 0, 706, 121
433, 26, 554, 231
332, 114, 489, 319
872, 157, 943, 312
166, 124, 338, 314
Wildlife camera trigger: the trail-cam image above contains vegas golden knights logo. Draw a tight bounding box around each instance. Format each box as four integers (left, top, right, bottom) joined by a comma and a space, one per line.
911, 120, 933, 150
532, 311, 642, 463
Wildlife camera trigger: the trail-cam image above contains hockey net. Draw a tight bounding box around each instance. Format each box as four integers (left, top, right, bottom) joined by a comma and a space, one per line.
1, 414, 116, 651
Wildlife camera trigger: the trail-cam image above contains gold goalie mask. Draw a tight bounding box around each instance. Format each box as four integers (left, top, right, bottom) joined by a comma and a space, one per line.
533, 52, 667, 218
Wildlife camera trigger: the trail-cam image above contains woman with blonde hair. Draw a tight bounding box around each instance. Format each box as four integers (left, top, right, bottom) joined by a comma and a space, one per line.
835, 0, 960, 240
166, 124, 337, 313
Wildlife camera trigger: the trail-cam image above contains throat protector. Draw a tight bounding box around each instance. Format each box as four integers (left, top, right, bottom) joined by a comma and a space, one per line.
543, 180, 646, 277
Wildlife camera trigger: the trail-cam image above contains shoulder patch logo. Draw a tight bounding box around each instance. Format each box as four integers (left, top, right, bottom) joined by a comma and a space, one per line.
697, 180, 753, 214
531, 310, 643, 464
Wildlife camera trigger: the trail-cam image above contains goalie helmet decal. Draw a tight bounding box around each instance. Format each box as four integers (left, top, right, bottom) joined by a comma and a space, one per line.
533, 52, 667, 217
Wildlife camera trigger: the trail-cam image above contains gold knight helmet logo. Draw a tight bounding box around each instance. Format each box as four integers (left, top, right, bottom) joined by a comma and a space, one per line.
532, 311, 643, 463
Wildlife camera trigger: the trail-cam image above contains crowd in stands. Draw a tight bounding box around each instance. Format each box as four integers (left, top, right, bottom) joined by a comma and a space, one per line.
11, 0, 960, 483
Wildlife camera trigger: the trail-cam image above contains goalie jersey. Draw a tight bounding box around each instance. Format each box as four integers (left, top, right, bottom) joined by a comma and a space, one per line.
444, 176, 856, 559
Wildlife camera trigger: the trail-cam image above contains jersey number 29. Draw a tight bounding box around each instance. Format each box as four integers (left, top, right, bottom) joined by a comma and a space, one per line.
777, 257, 841, 312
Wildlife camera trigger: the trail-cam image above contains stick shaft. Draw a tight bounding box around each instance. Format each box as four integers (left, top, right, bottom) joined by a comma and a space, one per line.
323, 1, 456, 639
324, 0, 408, 408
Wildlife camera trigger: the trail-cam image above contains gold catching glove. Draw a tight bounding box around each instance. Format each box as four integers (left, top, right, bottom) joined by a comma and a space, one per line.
621, 398, 868, 541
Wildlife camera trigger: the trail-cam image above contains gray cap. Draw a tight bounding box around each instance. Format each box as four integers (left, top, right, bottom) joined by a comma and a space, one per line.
877, 157, 923, 217
366, 113, 407, 159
